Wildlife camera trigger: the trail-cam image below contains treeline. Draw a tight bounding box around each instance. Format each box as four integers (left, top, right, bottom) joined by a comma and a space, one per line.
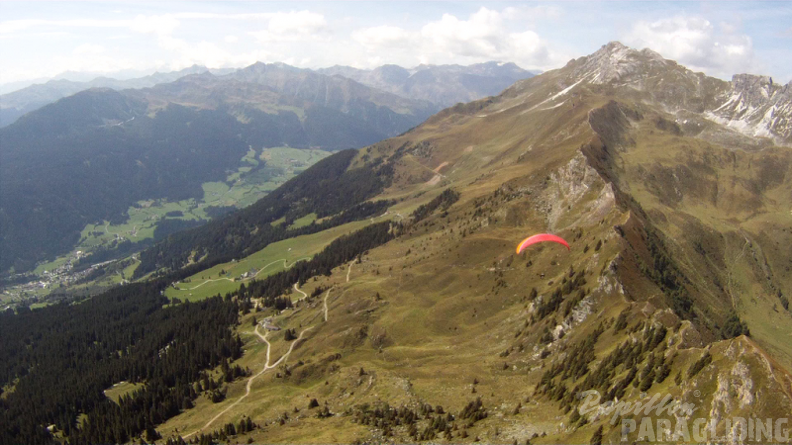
183, 415, 256, 445
0, 279, 242, 444
235, 221, 397, 307
136, 149, 394, 277
0, 215, 401, 443
350, 398, 487, 441
411, 188, 460, 223
152, 218, 208, 240
72, 218, 207, 269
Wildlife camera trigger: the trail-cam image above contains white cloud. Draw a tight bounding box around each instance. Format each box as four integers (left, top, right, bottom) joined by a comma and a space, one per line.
249, 10, 327, 42
623, 16, 756, 77
225, 35, 238, 43
421, 8, 509, 58
351, 7, 562, 70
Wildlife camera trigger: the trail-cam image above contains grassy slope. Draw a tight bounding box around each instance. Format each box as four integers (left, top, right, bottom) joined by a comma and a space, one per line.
617, 115, 792, 370
155, 88, 615, 442
154, 73, 792, 444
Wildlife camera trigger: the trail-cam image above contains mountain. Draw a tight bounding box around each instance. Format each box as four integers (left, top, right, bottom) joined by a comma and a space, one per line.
126, 42, 789, 442
3, 42, 792, 444
138, 63, 439, 142
0, 76, 52, 95
563, 41, 792, 144
0, 65, 236, 127
319, 61, 537, 107
0, 64, 435, 273
0, 61, 532, 128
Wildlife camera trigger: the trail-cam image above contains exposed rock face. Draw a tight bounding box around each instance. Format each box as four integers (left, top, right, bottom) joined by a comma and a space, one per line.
538, 152, 610, 231
707, 73, 792, 143
526, 41, 792, 145
571, 41, 670, 85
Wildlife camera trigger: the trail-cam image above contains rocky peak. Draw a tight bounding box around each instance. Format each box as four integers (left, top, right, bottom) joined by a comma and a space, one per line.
732, 73, 776, 98
706, 73, 792, 143
733, 73, 773, 89
572, 41, 667, 84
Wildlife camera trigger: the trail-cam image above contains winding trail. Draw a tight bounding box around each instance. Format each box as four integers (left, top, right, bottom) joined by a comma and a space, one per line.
180, 258, 341, 439
293, 282, 307, 300
347, 263, 353, 282
184, 325, 313, 439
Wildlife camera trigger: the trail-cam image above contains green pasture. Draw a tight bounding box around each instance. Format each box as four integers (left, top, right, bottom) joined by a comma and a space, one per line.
165, 217, 382, 302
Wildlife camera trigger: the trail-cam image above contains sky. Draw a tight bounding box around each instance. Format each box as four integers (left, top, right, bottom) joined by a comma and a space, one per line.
1, 1, 791, 88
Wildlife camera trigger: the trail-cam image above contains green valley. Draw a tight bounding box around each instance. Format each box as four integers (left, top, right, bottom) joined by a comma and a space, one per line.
1, 146, 331, 307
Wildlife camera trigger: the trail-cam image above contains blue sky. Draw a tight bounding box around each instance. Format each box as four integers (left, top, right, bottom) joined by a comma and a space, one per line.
1, 1, 790, 87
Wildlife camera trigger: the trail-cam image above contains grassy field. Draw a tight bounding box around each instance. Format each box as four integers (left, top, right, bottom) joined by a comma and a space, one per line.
288, 213, 317, 229
65, 147, 332, 265
154, 172, 628, 444
165, 217, 386, 302
104, 381, 146, 404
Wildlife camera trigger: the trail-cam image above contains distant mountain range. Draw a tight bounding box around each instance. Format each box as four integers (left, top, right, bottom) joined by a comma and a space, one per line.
319, 61, 536, 107
0, 62, 437, 272
1, 61, 536, 127
0, 65, 237, 127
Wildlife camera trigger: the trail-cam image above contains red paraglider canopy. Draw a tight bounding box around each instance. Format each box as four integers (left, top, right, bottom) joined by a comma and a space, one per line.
516, 234, 570, 254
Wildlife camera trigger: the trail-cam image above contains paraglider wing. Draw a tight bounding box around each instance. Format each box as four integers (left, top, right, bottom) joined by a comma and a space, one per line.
516, 234, 570, 254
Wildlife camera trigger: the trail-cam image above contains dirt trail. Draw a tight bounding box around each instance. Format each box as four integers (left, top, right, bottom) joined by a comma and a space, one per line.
184, 325, 312, 438
323, 289, 331, 322
294, 282, 307, 300
433, 161, 449, 173
181, 260, 338, 439
346, 263, 353, 282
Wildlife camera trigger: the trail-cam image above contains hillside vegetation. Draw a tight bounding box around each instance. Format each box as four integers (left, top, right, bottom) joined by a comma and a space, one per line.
2, 42, 792, 445
150, 42, 792, 444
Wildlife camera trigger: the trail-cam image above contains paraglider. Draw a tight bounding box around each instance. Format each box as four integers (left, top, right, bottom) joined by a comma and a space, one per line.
516, 234, 570, 254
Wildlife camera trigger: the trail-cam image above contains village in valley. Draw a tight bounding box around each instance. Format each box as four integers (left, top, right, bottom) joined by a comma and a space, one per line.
1, 250, 134, 310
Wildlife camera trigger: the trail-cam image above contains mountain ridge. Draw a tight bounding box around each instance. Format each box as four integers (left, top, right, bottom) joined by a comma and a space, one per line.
0, 65, 229, 127
319, 60, 537, 107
